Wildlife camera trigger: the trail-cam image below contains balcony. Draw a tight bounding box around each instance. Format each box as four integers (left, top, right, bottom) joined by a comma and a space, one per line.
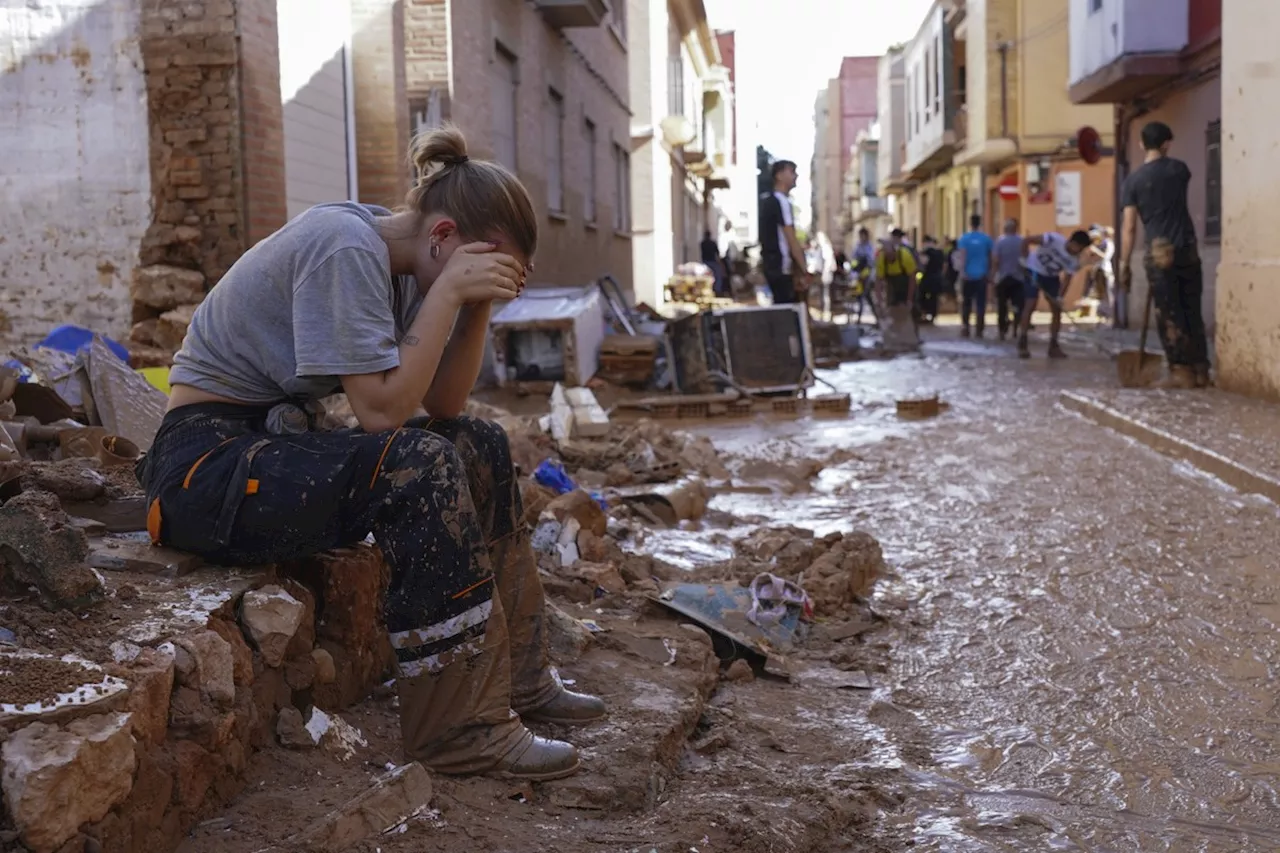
1068, 0, 1189, 104
534, 0, 608, 29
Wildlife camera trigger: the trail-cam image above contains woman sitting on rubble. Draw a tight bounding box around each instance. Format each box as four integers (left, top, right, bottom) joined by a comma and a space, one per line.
136, 125, 604, 781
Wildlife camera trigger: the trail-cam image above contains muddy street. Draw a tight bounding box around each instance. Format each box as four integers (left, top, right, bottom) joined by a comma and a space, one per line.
636, 333, 1280, 852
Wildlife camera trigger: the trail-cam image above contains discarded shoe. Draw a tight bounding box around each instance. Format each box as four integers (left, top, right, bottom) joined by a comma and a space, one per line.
489, 733, 581, 781
522, 687, 607, 726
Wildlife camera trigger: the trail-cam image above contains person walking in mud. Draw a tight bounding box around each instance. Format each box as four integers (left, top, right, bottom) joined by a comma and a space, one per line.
138, 125, 604, 781
993, 219, 1025, 341
1018, 229, 1092, 359
876, 228, 919, 349
759, 159, 810, 305
956, 214, 995, 338
1119, 121, 1211, 388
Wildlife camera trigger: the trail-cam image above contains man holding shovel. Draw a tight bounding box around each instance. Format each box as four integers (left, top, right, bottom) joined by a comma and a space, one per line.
1118, 121, 1210, 388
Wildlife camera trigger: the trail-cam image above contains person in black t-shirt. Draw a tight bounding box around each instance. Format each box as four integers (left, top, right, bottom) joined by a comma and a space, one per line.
918, 236, 946, 323
1119, 121, 1210, 388
758, 160, 809, 304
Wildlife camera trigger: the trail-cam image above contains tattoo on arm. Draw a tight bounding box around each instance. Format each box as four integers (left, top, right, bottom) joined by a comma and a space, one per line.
402, 334, 420, 346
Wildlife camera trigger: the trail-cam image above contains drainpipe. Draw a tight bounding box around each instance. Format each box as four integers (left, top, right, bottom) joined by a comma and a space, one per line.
998, 41, 1010, 138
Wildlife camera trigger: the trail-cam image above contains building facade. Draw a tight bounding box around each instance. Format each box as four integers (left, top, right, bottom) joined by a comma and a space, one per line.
1068, 0, 1220, 334
715, 29, 756, 248
404, 0, 633, 297
627, 0, 732, 307
1201, 2, 1267, 395
883, 0, 1116, 277
811, 56, 879, 249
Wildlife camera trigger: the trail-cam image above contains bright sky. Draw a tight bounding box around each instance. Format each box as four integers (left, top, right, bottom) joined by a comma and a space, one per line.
704, 0, 935, 212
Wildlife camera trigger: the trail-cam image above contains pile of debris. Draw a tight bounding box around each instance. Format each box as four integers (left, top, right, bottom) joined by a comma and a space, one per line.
126, 264, 206, 368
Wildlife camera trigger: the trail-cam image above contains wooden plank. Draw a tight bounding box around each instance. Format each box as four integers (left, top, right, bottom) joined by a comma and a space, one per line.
60, 497, 147, 533
86, 532, 203, 576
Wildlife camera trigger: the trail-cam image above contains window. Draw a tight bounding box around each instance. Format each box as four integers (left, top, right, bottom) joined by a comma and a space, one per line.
924, 49, 932, 118
668, 54, 685, 117
546, 89, 565, 213
584, 118, 598, 224
1205, 119, 1221, 241
1089, 0, 1103, 12
933, 36, 941, 114
491, 45, 518, 171
613, 142, 631, 232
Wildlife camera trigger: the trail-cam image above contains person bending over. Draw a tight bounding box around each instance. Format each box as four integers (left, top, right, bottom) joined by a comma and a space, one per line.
139, 125, 604, 781
1018, 230, 1092, 359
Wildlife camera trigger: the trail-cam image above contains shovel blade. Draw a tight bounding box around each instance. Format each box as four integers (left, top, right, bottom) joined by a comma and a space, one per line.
1117, 350, 1164, 388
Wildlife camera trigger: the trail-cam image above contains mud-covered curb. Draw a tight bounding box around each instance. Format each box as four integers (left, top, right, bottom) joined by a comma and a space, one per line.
1060, 390, 1280, 502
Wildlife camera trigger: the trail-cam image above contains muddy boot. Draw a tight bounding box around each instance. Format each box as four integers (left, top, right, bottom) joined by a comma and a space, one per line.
1017, 336, 1031, 359
1157, 365, 1197, 389
488, 732, 580, 781
1047, 342, 1067, 359
522, 677, 607, 726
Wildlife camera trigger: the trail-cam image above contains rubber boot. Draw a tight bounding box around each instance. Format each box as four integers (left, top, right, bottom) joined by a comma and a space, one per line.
484, 455, 606, 724
396, 594, 546, 776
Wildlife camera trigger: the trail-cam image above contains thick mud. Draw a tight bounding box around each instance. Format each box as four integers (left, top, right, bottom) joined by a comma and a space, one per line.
186, 330, 1280, 852
629, 333, 1280, 852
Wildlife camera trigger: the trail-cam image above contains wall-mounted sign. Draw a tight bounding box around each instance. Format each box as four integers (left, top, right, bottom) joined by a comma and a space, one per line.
1055, 171, 1082, 227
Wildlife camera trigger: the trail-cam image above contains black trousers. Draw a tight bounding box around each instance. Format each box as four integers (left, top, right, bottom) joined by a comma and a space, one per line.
995, 275, 1025, 337
1147, 247, 1209, 368
767, 271, 799, 304
961, 279, 988, 333
140, 404, 514, 671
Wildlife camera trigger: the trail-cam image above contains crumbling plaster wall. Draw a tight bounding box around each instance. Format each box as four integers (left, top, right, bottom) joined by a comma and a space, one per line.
0, 0, 153, 348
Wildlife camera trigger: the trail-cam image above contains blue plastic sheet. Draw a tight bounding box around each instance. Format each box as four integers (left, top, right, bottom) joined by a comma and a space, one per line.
38, 326, 130, 362
533, 459, 607, 509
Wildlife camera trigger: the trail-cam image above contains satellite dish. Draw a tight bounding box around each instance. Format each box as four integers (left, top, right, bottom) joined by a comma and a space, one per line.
1077, 126, 1103, 165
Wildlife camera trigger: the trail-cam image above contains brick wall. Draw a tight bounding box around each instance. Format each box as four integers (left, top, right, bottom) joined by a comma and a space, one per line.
405, 0, 450, 102
443, 0, 634, 294
236, 0, 287, 245
352, 0, 412, 209
128, 0, 287, 364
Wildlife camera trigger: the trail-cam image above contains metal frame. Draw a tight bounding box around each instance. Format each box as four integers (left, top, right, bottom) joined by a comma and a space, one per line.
710, 304, 815, 394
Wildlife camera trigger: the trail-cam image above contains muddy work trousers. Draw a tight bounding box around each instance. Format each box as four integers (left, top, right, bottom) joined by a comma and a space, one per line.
1146, 247, 1209, 369
139, 404, 558, 774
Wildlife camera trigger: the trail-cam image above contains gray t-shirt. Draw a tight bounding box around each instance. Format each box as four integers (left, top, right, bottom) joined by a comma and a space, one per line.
994, 234, 1024, 279
170, 202, 423, 405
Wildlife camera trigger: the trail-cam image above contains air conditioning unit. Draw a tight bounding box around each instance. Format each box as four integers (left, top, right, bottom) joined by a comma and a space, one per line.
705, 305, 814, 393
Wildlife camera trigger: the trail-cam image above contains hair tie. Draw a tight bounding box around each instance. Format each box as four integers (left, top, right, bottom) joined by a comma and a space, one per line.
448, 155, 469, 166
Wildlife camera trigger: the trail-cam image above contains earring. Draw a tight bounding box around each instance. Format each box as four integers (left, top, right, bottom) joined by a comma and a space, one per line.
429, 243, 440, 260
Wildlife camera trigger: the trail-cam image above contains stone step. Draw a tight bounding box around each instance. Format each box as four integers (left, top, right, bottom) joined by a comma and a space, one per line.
0, 545, 392, 853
